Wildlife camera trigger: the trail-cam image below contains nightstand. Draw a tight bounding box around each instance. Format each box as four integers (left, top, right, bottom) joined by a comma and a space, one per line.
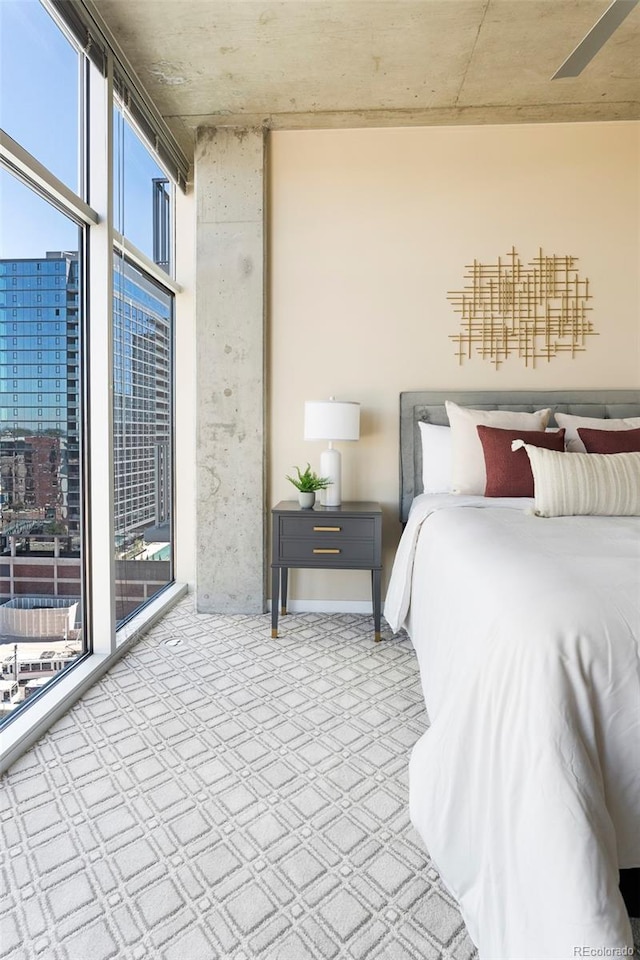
271, 500, 383, 641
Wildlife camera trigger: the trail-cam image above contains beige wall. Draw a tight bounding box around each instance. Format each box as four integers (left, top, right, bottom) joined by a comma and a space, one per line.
268, 120, 640, 607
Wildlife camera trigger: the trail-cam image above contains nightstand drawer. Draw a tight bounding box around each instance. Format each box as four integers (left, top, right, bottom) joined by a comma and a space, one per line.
280, 516, 376, 541
279, 539, 377, 564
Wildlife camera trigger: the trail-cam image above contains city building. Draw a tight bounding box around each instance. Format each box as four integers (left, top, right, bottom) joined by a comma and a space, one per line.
0, 251, 79, 534
1, 252, 172, 548
112, 256, 172, 548
1, 251, 173, 705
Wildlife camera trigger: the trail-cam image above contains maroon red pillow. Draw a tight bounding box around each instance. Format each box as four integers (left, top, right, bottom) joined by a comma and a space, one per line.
477, 426, 566, 497
577, 427, 640, 454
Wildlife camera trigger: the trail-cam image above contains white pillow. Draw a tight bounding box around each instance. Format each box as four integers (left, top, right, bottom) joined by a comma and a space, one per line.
418, 422, 452, 494
512, 441, 640, 517
445, 401, 551, 495
555, 413, 640, 453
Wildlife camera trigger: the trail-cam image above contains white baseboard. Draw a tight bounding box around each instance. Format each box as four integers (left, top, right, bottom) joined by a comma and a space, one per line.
266, 599, 378, 615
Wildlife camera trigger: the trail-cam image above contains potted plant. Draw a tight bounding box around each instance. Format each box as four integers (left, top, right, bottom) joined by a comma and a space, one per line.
286, 463, 331, 508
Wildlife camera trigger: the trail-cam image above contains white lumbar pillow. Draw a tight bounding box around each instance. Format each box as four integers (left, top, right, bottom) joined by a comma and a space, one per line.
445, 401, 551, 495
512, 441, 640, 517
555, 413, 640, 453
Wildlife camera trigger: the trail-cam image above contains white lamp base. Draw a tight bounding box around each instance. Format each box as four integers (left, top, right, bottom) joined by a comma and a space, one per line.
320, 446, 342, 506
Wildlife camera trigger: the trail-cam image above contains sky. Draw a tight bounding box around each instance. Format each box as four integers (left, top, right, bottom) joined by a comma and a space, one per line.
0, 0, 168, 261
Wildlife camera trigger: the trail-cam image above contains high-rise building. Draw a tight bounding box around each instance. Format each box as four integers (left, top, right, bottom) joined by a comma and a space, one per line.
1, 252, 172, 550
112, 257, 172, 546
0, 252, 80, 535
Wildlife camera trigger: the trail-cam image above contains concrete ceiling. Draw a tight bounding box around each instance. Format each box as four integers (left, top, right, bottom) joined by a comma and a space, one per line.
94, 0, 640, 159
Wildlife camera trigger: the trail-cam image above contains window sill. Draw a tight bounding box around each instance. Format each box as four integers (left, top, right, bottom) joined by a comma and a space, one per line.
0, 582, 188, 774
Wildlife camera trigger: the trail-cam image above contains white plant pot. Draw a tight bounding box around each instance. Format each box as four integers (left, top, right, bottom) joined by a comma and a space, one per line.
298, 491, 316, 509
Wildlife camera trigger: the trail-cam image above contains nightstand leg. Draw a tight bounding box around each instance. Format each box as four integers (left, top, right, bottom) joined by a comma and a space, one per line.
281, 568, 288, 615
271, 567, 279, 638
372, 568, 382, 642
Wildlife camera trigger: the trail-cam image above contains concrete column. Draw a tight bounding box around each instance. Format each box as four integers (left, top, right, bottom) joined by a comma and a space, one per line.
195, 127, 266, 613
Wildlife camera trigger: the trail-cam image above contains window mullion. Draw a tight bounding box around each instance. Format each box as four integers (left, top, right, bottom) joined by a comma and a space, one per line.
86, 54, 117, 655
112, 231, 182, 295
0, 129, 98, 228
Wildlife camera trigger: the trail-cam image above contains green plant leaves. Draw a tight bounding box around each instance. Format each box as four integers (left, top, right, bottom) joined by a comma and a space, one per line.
285, 463, 331, 492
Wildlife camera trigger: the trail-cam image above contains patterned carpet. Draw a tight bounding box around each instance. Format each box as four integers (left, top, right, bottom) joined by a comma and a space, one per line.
0, 598, 478, 960
3, 598, 639, 960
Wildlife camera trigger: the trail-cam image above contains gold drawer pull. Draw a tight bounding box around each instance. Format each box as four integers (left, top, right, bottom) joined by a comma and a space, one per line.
313, 526, 341, 532
313, 548, 341, 554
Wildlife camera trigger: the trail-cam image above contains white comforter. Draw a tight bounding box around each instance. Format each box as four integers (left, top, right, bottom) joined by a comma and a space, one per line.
386, 495, 640, 959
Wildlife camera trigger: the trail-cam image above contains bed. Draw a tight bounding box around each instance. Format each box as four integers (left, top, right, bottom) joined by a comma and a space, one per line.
385, 390, 640, 960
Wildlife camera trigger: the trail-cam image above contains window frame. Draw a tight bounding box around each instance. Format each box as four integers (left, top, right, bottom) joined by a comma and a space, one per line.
0, 1, 186, 772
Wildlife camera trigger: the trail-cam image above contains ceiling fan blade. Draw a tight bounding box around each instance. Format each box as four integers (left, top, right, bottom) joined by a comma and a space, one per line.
551, 0, 638, 78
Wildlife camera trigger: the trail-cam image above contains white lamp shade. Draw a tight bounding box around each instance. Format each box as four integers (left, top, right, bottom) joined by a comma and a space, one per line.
304, 400, 360, 442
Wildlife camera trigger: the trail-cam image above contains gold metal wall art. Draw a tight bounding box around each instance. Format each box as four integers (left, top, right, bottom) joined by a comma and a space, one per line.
448, 247, 596, 369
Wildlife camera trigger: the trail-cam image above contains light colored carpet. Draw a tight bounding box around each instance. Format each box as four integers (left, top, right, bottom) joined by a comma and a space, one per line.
2, 598, 638, 960
0, 599, 477, 960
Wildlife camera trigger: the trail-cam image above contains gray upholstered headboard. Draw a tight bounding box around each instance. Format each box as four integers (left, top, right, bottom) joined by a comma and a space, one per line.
400, 389, 640, 522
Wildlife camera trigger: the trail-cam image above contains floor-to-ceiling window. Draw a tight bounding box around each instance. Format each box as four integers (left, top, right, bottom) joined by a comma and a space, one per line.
0, 1, 86, 720
0, 0, 187, 740
112, 255, 174, 626
112, 108, 175, 627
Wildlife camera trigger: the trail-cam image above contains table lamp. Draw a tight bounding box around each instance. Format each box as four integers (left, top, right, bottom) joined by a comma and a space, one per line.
304, 398, 360, 506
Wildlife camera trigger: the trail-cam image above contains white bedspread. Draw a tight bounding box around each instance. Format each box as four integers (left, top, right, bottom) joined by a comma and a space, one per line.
386, 494, 640, 959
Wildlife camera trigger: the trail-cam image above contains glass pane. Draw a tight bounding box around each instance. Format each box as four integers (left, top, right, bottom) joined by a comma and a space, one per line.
112, 253, 173, 627
113, 108, 173, 273
0, 1, 80, 192
0, 170, 85, 722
